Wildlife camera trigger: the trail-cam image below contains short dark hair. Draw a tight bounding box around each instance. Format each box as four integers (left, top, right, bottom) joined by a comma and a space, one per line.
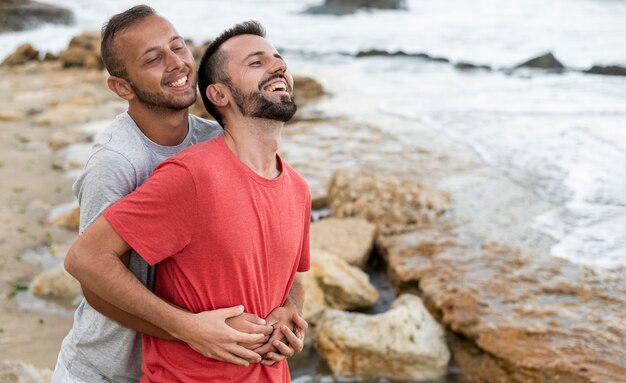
101, 5, 157, 78
198, 20, 266, 127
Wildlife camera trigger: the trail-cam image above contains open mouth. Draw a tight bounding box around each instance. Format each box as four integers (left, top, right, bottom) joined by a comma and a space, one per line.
262, 80, 288, 93
166, 75, 188, 88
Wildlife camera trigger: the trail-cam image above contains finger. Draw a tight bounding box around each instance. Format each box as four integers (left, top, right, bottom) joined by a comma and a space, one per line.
273, 338, 296, 358
243, 322, 274, 336
217, 305, 245, 319
232, 331, 268, 345
253, 342, 277, 355
264, 351, 287, 362
279, 325, 303, 353
292, 312, 309, 332
213, 349, 250, 367
226, 344, 262, 364
239, 312, 267, 325
261, 358, 277, 366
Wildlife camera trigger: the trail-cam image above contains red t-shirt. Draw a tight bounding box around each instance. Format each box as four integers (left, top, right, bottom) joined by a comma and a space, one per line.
103, 135, 311, 382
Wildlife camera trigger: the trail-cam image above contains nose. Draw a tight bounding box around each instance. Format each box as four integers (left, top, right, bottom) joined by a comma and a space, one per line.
165, 49, 185, 72
271, 56, 287, 74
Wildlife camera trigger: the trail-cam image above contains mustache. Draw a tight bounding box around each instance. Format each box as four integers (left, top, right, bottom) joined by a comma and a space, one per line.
258, 74, 290, 91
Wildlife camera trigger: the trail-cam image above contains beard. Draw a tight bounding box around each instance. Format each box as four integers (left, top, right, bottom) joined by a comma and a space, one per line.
227, 79, 297, 122
128, 76, 197, 111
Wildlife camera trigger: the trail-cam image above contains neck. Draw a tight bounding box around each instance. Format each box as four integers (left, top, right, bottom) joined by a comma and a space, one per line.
222, 116, 283, 179
127, 103, 189, 146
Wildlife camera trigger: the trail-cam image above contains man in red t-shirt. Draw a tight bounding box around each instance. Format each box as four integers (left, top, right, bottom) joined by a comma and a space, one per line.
65, 21, 311, 382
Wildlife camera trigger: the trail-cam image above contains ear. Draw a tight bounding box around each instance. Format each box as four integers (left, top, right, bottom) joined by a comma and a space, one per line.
107, 76, 134, 101
206, 84, 229, 107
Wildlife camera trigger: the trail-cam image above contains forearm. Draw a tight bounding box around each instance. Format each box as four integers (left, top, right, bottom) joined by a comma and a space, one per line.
64, 218, 192, 340
285, 273, 304, 314
82, 286, 177, 340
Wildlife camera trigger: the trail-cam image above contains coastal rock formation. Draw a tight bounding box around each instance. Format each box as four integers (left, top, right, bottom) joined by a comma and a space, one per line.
314, 294, 450, 380
455, 61, 492, 71
311, 250, 379, 310
585, 64, 626, 76
59, 31, 103, 70
377, 230, 626, 382
514, 52, 565, 70
0, 0, 73, 32
0, 360, 52, 383
327, 168, 450, 235
310, 217, 376, 268
1, 43, 39, 66
29, 263, 80, 299
304, 0, 407, 15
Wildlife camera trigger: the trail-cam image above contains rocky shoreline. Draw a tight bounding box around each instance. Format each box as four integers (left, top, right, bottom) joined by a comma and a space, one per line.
1, 32, 625, 383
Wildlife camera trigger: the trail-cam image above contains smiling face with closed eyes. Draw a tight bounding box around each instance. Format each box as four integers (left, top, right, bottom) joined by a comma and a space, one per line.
220, 34, 297, 122
112, 15, 197, 111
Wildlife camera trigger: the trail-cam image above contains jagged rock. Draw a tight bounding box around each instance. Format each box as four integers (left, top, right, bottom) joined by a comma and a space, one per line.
585, 65, 626, 76
47, 206, 79, 230
29, 262, 80, 299
293, 76, 325, 104
514, 52, 565, 70
377, 230, 626, 382
0, 359, 52, 383
1, 43, 39, 66
327, 168, 450, 235
310, 217, 376, 268
312, 249, 379, 310
301, 268, 328, 323
0, 0, 74, 32
59, 31, 103, 70
315, 294, 450, 380
455, 62, 491, 71
304, 0, 407, 15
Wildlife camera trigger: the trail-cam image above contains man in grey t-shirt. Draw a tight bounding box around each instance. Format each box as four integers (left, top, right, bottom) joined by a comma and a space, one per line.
53, 5, 307, 383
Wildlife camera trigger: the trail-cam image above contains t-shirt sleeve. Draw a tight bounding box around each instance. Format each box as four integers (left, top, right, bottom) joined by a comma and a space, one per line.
74, 149, 137, 234
103, 159, 197, 266
297, 192, 311, 272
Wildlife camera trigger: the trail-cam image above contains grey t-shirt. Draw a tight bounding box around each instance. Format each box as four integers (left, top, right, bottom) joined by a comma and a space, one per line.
60, 112, 221, 382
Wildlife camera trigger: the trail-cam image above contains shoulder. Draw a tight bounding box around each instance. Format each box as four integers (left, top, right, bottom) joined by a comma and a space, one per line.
282, 161, 311, 196
189, 114, 223, 141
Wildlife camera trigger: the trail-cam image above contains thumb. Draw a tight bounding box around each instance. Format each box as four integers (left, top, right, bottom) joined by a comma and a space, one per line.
217, 305, 245, 318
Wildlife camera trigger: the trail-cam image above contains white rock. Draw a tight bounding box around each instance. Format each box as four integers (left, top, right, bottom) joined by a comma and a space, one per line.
314, 294, 450, 380
310, 217, 376, 268
29, 263, 81, 299
312, 250, 378, 310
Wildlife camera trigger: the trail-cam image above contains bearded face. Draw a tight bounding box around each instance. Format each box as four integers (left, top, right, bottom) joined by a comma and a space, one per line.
226, 74, 297, 122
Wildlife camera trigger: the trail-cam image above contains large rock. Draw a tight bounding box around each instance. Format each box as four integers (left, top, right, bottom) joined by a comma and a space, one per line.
0, 360, 52, 383
304, 0, 407, 15
311, 249, 379, 310
310, 217, 376, 268
1, 43, 39, 66
293, 76, 325, 104
315, 294, 450, 380
301, 269, 328, 323
514, 52, 565, 70
0, 0, 73, 32
29, 263, 81, 299
327, 168, 450, 235
584, 65, 626, 76
377, 230, 626, 382
58, 31, 103, 70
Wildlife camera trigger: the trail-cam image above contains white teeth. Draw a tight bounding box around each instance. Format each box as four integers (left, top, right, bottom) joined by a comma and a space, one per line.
267, 82, 286, 92
168, 76, 187, 87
